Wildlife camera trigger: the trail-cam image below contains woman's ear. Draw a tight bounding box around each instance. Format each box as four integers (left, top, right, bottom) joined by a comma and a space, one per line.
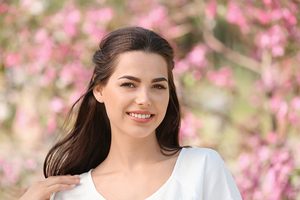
93, 84, 105, 103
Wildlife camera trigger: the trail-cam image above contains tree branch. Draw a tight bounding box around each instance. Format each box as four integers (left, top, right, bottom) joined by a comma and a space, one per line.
202, 28, 261, 74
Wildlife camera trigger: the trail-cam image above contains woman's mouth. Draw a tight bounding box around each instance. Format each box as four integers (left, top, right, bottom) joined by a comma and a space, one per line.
126, 112, 155, 123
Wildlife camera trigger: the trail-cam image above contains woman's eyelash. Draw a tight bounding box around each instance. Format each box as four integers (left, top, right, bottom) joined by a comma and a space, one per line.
120, 83, 135, 88
153, 84, 167, 89
120, 83, 167, 89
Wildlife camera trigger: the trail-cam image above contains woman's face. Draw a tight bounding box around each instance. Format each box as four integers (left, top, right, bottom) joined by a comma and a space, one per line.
93, 51, 170, 139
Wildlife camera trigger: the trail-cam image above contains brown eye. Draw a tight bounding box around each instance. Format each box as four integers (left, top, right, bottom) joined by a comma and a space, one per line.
121, 83, 135, 88
153, 84, 167, 90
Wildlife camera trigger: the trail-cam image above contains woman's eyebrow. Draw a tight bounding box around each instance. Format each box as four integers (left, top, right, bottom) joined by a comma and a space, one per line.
118, 75, 168, 83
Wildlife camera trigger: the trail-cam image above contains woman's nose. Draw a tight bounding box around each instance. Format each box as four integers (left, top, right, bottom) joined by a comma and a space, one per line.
135, 88, 151, 107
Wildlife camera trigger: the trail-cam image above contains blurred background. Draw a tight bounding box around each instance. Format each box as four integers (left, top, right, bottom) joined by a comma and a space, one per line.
1, 0, 300, 199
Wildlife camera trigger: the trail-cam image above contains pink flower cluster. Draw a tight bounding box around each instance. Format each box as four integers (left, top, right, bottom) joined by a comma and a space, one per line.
206, 66, 235, 88
226, 1, 249, 33
269, 96, 300, 126
0, 157, 37, 185
255, 25, 287, 57
236, 135, 297, 200
224, 0, 299, 58
175, 44, 208, 80
179, 111, 202, 140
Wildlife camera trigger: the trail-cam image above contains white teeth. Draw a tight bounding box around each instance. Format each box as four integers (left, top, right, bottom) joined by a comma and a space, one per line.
129, 113, 152, 119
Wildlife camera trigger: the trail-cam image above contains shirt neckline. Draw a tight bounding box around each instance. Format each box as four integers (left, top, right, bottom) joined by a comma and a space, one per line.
87, 147, 187, 200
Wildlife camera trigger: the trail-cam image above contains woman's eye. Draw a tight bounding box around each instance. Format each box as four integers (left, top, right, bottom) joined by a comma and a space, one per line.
120, 83, 135, 88
153, 84, 167, 90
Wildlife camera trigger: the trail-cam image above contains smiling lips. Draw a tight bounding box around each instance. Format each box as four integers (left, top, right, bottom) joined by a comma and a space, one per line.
126, 111, 155, 123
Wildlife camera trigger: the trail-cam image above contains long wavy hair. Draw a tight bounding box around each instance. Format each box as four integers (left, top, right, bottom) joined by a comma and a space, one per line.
44, 27, 182, 177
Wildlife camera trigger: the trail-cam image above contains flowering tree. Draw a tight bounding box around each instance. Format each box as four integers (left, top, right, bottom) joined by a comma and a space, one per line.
0, 0, 300, 199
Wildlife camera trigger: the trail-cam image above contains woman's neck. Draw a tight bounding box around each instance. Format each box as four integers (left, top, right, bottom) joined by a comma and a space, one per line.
99, 131, 164, 172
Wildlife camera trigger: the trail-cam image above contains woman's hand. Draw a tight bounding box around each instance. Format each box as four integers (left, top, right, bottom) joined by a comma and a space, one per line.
19, 175, 80, 200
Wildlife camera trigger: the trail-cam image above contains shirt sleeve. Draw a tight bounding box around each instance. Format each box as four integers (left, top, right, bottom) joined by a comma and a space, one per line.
50, 193, 55, 200
202, 150, 242, 200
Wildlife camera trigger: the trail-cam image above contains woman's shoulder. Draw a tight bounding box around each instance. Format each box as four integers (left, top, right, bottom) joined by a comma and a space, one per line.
176, 147, 242, 199
182, 147, 223, 163
51, 170, 99, 200
176, 147, 227, 178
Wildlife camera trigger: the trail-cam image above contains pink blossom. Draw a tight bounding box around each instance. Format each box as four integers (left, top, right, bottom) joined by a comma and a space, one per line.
68, 91, 83, 105
148, 5, 168, 26
34, 39, 53, 65
66, 8, 81, 24
2, 162, 18, 183
0, 3, 8, 13
271, 45, 284, 57
226, 1, 242, 24
20, 0, 35, 10
60, 64, 74, 84
291, 97, 300, 110
226, 1, 249, 33
277, 101, 288, 121
288, 112, 300, 124
63, 22, 78, 37
34, 28, 48, 44
132, 5, 172, 30
61, 6, 81, 37
288, 2, 298, 14
205, 1, 217, 19
263, 0, 272, 4
258, 10, 270, 24
174, 59, 189, 73
271, 9, 283, 21
266, 131, 278, 144
238, 153, 250, 169
282, 8, 297, 25
5, 53, 20, 68
137, 15, 152, 29
269, 25, 286, 45
50, 97, 64, 113
179, 112, 202, 139
256, 25, 286, 55
186, 44, 207, 68
206, 67, 235, 88
166, 25, 185, 39
264, 167, 277, 194
256, 33, 270, 48
237, 136, 296, 200
261, 67, 278, 91
98, 7, 114, 22
82, 22, 106, 43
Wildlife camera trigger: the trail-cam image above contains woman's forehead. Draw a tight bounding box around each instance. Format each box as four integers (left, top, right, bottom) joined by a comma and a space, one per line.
111, 51, 169, 80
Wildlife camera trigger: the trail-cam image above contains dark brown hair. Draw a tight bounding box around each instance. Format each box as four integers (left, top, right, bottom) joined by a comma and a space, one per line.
44, 27, 181, 177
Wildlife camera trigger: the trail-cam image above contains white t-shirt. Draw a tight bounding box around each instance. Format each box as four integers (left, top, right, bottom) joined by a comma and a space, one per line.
51, 147, 242, 200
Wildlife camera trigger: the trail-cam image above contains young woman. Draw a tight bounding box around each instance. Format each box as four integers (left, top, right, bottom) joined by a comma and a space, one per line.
20, 27, 242, 200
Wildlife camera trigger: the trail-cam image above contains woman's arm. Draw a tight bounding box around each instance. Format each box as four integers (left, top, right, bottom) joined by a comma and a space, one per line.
19, 175, 80, 200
